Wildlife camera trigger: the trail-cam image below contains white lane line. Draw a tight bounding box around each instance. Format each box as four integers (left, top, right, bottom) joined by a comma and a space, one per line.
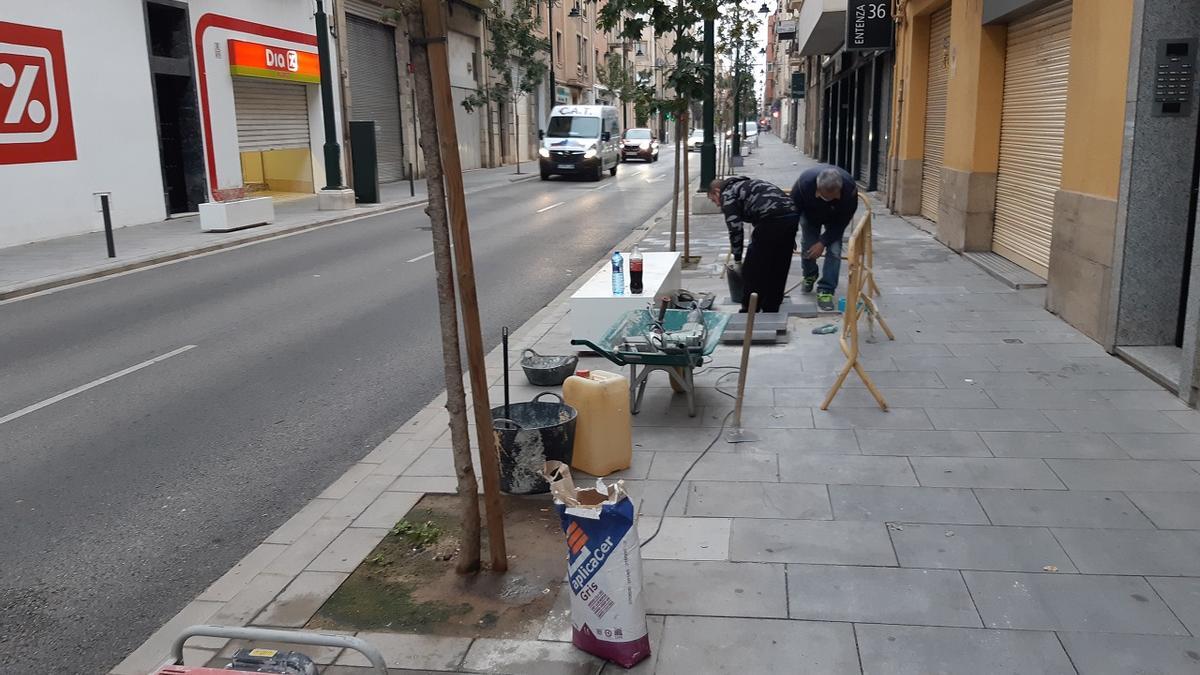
537, 201, 565, 213
0, 344, 198, 426
592, 182, 612, 191
406, 244, 453, 263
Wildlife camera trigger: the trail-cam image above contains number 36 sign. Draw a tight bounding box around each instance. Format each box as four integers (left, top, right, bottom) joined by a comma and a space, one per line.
846, 0, 894, 52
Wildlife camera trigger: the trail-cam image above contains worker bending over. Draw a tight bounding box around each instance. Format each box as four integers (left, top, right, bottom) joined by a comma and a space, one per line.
708, 176, 799, 313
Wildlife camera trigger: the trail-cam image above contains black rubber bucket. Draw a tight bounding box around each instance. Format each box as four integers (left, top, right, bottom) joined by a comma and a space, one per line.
726, 261, 745, 306
491, 392, 577, 495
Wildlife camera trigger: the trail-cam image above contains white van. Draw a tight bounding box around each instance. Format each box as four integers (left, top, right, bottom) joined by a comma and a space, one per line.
538, 105, 621, 181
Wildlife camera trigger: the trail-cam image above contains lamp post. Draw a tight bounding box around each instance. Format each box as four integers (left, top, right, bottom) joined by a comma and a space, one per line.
699, 17, 715, 192
547, 0, 557, 112
314, 0, 344, 189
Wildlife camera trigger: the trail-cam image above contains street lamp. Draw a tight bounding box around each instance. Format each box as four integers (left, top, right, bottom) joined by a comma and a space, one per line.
313, 0, 344, 189
758, 2, 770, 14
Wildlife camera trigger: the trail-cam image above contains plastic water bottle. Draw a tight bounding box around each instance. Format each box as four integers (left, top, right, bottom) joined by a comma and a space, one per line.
611, 251, 625, 295
629, 245, 644, 294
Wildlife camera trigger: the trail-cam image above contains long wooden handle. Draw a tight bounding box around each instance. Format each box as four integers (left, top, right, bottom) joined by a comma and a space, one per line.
733, 293, 759, 427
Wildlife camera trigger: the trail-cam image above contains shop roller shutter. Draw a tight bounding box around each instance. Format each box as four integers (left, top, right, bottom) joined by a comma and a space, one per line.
991, 0, 1072, 278
920, 5, 951, 222
233, 78, 311, 152
347, 13, 405, 182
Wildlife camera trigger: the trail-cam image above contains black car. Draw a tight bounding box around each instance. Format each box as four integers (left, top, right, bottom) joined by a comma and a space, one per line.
620, 128, 659, 162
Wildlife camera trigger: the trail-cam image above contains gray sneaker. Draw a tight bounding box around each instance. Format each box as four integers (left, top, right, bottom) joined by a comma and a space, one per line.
801, 275, 818, 293
817, 293, 836, 312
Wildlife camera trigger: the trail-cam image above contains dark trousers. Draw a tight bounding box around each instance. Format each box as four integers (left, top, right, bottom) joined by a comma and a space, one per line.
742, 213, 800, 312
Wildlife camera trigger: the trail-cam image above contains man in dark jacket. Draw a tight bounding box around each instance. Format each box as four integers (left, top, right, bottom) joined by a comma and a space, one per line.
707, 176, 799, 312
792, 164, 858, 311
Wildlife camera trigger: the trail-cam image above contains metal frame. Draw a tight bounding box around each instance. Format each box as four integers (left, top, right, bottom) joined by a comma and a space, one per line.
164, 625, 388, 673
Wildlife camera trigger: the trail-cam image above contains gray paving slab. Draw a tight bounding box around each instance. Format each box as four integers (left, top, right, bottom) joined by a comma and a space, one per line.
654, 616, 860, 675
1108, 433, 1200, 460
638, 516, 731, 560
979, 432, 1128, 459
982, 389, 1112, 410
264, 500, 339, 546
926, 408, 1058, 432
774, 386, 885, 407
1166, 410, 1200, 433
733, 428, 861, 455
1148, 577, 1200, 636
1052, 528, 1200, 576
459, 638, 602, 675
877, 387, 999, 409
686, 481, 833, 519
829, 485, 989, 524
963, 571, 1187, 634
1045, 410, 1191, 434
975, 489, 1155, 528
892, 521, 1077, 572
855, 430, 992, 457
386, 475, 459, 493
1057, 632, 1200, 675
306, 527, 390, 573
253, 571, 350, 628
647, 450, 778, 482
729, 518, 897, 565
855, 624, 1076, 675
911, 457, 1066, 489
778, 454, 919, 486
640, 560, 787, 617
941, 371, 1056, 389
814, 407, 935, 430
1047, 372, 1167, 391
720, 406, 816, 429
626, 426, 730, 453
263, 516, 354, 577
844, 370, 946, 388
352, 491, 423, 529
1125, 491, 1200, 529
1045, 459, 1200, 491
197, 543, 288, 602
620, 480, 687, 516
785, 564, 981, 627
1096, 389, 1192, 410
208, 572, 293, 625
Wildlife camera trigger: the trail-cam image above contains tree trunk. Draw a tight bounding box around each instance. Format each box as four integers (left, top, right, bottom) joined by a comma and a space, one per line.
408, 12, 482, 575
669, 113, 681, 252
514, 100, 522, 175
682, 108, 691, 260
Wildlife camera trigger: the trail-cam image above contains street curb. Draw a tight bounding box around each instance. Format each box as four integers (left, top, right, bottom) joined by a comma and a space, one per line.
109, 174, 695, 675
0, 174, 538, 303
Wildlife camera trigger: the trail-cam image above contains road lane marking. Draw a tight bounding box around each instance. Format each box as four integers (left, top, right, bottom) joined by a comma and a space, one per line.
536, 201, 565, 213
406, 244, 453, 263
592, 182, 612, 191
0, 344, 198, 426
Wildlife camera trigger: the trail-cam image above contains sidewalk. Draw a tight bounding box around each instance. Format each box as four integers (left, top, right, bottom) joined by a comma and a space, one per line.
0, 164, 536, 301
116, 135, 1200, 675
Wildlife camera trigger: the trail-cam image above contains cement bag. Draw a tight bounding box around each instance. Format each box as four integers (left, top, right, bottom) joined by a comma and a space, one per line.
546, 460, 650, 668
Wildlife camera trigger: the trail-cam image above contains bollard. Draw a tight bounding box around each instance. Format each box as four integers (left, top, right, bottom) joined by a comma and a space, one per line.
100, 194, 115, 258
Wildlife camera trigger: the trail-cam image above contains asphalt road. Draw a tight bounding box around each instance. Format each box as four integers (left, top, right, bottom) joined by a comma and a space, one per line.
0, 154, 692, 674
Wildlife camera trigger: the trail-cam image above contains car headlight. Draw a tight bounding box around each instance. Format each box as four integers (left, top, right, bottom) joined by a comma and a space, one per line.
639, 141, 650, 149
538, 147, 550, 158
584, 147, 597, 159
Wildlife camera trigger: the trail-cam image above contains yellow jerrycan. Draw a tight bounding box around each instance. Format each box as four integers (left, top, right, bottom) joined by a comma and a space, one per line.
562, 369, 633, 476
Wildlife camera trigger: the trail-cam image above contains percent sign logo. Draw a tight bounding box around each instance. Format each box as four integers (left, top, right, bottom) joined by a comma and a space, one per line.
1, 60, 47, 128
0, 22, 75, 165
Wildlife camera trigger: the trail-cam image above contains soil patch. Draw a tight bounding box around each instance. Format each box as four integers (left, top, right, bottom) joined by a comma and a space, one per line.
308, 493, 565, 639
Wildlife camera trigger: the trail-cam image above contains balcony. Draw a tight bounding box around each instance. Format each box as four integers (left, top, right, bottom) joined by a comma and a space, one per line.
794, 0, 846, 55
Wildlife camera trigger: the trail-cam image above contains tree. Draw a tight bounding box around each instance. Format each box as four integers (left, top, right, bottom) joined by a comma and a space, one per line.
720, 1, 758, 156
596, 52, 654, 126
462, 0, 549, 172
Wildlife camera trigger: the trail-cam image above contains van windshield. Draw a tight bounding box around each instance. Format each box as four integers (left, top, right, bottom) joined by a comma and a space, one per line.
547, 116, 600, 138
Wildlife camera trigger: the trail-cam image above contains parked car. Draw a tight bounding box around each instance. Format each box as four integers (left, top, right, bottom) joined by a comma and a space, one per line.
621, 128, 659, 162
538, 105, 621, 181
687, 129, 705, 151
725, 121, 759, 146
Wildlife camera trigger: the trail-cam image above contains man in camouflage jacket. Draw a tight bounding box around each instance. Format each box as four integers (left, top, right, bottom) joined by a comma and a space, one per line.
708, 176, 800, 312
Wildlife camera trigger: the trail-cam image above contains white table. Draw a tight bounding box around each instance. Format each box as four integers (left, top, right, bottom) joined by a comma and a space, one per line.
569, 251, 682, 341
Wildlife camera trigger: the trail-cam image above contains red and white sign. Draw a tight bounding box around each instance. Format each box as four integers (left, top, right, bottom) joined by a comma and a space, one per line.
0, 21, 76, 165
228, 39, 319, 84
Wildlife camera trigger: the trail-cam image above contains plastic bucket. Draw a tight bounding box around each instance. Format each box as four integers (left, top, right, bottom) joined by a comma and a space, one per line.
491, 392, 578, 494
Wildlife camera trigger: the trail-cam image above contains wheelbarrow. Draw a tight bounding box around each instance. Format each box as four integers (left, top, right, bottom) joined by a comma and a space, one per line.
154, 625, 387, 674
571, 308, 731, 417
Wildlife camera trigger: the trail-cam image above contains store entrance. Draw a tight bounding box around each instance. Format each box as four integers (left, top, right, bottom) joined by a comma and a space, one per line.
144, 0, 206, 214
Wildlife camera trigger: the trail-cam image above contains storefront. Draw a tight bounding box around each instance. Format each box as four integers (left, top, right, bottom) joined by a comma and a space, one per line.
818, 50, 893, 193
345, 3, 406, 183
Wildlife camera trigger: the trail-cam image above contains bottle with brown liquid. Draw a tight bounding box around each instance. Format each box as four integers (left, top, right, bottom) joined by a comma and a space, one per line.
629, 245, 644, 294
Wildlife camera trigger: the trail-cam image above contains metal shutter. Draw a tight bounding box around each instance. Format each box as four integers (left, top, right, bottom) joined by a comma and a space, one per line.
991, 0, 1072, 277
876, 57, 893, 194
920, 6, 951, 222
347, 14, 405, 182
857, 69, 871, 184
233, 78, 310, 151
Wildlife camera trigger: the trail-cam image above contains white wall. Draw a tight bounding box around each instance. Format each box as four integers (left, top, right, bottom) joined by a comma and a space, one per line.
0, 0, 344, 249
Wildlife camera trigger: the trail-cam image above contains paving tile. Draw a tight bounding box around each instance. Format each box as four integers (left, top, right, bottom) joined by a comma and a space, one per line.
638, 516, 731, 560
829, 485, 988, 524
386, 475, 459, 493
1058, 633, 1200, 675
926, 408, 1057, 432
307, 527, 390, 573
720, 406, 816, 428
1045, 459, 1200, 491
370, 437, 430, 476
778, 454, 918, 486
333, 633, 478, 671
352, 491, 423, 529
729, 518, 896, 565
878, 387, 998, 409
727, 428, 861, 455
655, 616, 860, 675
325, 475, 394, 520
1126, 491, 1200, 529
855, 430, 992, 457
641, 560, 788, 617
647, 450, 778, 482
686, 481, 832, 519
892, 355, 1000, 371
941, 371, 1056, 389
855, 625, 1076, 675
1052, 528, 1200, 575
889, 523, 1076, 572
974, 489, 1154, 528
814, 407, 934, 430
1047, 372, 1166, 391
1165, 410, 1200, 433
404, 447, 456, 477
785, 564, 981, 627
1109, 433, 1200, 460
1044, 410, 1191, 433
263, 516, 354, 577
983, 388, 1112, 409
317, 463, 376, 500
844, 370, 946, 388
459, 638, 602, 675
911, 457, 1065, 489
629, 426, 732, 452
1148, 577, 1200, 636
979, 432, 1127, 459
198, 543, 288, 602
774, 387, 886, 407
963, 571, 1187, 634
619, 480, 687, 517
360, 432, 419, 464
264, 499, 338, 545
253, 571, 349, 628
1097, 389, 1192, 410
208, 572, 293, 625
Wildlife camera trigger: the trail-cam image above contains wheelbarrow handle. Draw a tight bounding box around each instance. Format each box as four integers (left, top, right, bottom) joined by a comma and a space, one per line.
570, 338, 629, 366
532, 391, 565, 405
166, 625, 388, 674
522, 348, 541, 358
492, 417, 522, 430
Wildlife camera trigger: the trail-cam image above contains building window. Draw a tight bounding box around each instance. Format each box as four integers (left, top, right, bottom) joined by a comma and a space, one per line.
582, 37, 588, 71
556, 31, 563, 63
577, 35, 583, 66
594, 49, 599, 76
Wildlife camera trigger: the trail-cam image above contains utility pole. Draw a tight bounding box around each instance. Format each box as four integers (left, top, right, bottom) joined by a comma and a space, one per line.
699, 17, 715, 192
547, 0, 556, 113
314, 0, 344, 189
731, 43, 741, 159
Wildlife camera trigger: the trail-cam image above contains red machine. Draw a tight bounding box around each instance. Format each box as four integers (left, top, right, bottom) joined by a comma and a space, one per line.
152, 626, 386, 675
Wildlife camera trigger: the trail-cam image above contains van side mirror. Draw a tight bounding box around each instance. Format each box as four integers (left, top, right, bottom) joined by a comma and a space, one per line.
538, 130, 545, 140
601, 131, 611, 142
